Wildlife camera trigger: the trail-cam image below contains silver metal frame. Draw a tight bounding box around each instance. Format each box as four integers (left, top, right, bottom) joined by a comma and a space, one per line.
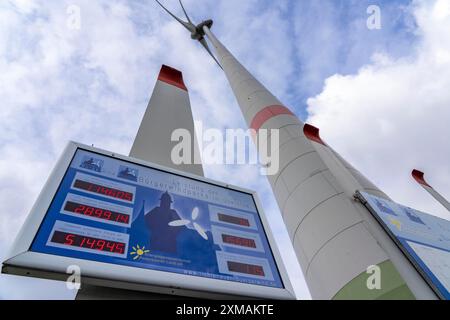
2, 141, 296, 300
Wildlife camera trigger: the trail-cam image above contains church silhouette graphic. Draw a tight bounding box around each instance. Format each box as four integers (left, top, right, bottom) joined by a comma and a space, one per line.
145, 191, 183, 253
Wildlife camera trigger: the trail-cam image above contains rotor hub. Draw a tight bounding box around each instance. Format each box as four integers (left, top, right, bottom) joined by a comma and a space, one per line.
191, 19, 213, 40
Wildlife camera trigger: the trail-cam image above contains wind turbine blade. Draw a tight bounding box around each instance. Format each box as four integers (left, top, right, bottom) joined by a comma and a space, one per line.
154, 0, 194, 32
169, 220, 190, 227
412, 169, 450, 212
199, 38, 223, 69
192, 207, 199, 220
194, 223, 208, 240
178, 0, 192, 24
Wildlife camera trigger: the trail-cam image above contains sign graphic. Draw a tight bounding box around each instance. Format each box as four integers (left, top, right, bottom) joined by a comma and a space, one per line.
359, 191, 450, 299
22, 146, 284, 292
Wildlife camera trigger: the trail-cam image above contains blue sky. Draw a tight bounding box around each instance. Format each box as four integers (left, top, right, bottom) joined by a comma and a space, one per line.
1, 0, 450, 299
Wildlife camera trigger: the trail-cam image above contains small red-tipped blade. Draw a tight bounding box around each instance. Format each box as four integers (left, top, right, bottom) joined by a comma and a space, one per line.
303, 124, 326, 146
158, 65, 187, 91
412, 169, 432, 188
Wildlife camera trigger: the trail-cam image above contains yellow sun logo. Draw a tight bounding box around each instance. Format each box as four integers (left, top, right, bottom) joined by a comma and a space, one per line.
130, 244, 150, 260
390, 218, 402, 231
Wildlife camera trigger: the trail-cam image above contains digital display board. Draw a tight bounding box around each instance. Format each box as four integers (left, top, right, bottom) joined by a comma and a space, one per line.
26, 147, 284, 291
358, 191, 450, 300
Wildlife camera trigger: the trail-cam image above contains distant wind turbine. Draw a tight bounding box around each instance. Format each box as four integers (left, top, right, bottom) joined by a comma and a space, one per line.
412, 169, 450, 212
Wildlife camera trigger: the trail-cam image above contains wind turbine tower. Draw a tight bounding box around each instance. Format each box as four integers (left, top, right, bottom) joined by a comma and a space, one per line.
155, 0, 438, 299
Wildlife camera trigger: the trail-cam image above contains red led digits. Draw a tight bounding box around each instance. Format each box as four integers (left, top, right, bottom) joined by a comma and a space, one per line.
227, 261, 265, 277
64, 201, 130, 225
65, 234, 75, 245
218, 213, 250, 227
51, 231, 125, 255
73, 179, 133, 202
115, 243, 125, 254
222, 234, 256, 248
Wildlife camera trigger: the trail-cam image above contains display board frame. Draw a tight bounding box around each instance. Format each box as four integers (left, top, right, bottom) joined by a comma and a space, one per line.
356, 191, 450, 300
2, 141, 296, 300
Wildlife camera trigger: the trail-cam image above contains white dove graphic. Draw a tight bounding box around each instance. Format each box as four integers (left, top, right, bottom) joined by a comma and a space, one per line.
168, 207, 208, 240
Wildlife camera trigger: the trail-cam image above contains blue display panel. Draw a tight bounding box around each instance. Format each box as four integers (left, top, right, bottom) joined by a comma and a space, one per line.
360, 192, 450, 299
31, 149, 283, 288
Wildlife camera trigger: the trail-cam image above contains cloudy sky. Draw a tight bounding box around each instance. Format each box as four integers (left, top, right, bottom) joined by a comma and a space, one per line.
0, 0, 449, 299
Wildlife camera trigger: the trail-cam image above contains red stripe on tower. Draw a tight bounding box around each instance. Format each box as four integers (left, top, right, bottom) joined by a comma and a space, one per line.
412, 169, 432, 188
250, 105, 295, 131
158, 65, 187, 91
303, 124, 326, 146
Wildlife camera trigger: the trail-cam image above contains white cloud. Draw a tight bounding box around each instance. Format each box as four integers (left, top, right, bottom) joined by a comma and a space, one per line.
307, 0, 450, 220
291, 0, 419, 114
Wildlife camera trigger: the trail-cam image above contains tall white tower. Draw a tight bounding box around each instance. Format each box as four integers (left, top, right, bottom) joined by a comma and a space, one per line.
130, 64, 203, 176
156, 0, 438, 299
76, 64, 204, 299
